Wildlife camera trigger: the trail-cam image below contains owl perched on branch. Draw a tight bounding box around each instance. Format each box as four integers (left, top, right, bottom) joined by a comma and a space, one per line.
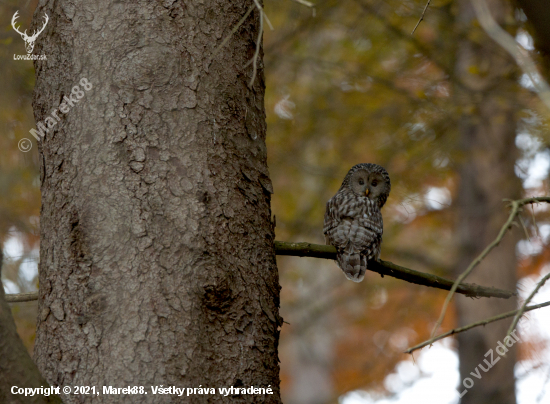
323, 163, 391, 282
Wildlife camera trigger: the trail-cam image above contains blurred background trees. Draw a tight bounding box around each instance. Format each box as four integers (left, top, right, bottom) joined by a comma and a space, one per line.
2, 0, 550, 403
0, 0, 42, 353
263, 0, 549, 403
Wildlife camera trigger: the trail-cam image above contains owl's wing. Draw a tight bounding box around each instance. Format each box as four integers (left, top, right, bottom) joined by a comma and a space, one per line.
323, 195, 342, 246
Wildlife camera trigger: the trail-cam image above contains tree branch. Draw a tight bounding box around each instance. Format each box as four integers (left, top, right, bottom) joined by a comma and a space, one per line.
5, 291, 38, 303
405, 300, 550, 354
291, 0, 314, 7
0, 251, 62, 404
353, 0, 453, 80
431, 197, 550, 338
472, 0, 550, 111
212, 4, 256, 58
4, 239, 519, 303
506, 271, 550, 338
274, 241, 516, 299
411, 0, 431, 35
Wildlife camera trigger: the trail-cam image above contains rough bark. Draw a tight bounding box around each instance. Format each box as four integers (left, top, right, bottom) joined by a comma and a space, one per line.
0, 250, 63, 404
32, 1, 281, 403
454, 1, 520, 403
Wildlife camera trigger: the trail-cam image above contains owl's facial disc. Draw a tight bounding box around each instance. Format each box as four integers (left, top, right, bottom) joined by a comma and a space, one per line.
351, 170, 370, 196
351, 170, 388, 201
367, 173, 387, 199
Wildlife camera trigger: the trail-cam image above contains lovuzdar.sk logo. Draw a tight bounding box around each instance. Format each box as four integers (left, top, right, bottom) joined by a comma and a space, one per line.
12, 10, 48, 61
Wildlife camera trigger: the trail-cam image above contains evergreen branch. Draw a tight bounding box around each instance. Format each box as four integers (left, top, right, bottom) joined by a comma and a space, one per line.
274, 241, 516, 299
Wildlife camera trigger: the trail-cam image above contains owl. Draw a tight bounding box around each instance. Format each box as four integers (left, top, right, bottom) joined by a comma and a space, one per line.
323, 163, 391, 282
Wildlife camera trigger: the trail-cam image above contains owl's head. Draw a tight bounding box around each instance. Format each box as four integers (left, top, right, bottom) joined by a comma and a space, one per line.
343, 163, 391, 208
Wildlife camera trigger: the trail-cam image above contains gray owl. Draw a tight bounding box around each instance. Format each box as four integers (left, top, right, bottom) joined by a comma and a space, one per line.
323, 163, 391, 282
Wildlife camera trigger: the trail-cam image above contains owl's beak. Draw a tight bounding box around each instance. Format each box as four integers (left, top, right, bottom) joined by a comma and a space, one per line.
365, 188, 370, 196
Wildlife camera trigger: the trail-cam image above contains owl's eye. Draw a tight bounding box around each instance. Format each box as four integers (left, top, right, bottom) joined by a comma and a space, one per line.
372, 180, 378, 186
358, 179, 365, 185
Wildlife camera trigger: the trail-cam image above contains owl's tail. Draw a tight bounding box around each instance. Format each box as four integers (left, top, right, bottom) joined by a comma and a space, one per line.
337, 247, 367, 283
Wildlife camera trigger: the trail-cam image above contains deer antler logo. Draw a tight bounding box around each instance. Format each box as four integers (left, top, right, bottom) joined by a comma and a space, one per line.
11, 11, 49, 54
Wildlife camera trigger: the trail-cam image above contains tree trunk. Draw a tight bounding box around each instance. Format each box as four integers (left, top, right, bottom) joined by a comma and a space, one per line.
32, 1, 281, 403
453, 1, 520, 403
0, 250, 62, 404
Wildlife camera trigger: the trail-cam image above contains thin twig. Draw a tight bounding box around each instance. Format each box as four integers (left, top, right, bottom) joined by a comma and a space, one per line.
249, 0, 264, 88
274, 241, 515, 298
263, 10, 274, 31
519, 214, 531, 242
291, 0, 315, 7
405, 300, 550, 353
212, 4, 256, 58
507, 271, 550, 337
411, 0, 431, 35
531, 204, 540, 238
430, 197, 550, 339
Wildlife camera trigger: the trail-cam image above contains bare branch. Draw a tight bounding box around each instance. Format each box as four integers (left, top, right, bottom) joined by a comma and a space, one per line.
431, 197, 550, 338
406, 300, 550, 354
249, 0, 265, 88
353, 0, 455, 84
264, 15, 274, 31
531, 204, 540, 238
0, 251, 63, 403
519, 214, 531, 241
274, 241, 515, 298
212, 4, 256, 58
411, 0, 431, 35
507, 271, 550, 337
5, 240, 517, 303
5, 291, 38, 303
291, 0, 315, 6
